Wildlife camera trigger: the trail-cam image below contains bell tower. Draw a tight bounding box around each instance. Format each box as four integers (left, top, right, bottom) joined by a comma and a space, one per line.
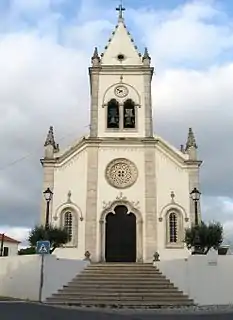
89, 4, 154, 139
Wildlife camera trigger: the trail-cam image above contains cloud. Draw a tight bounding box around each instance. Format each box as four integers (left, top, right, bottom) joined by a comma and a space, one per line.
0, 0, 233, 243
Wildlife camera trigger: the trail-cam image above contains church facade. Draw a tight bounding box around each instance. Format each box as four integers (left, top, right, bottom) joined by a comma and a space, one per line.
40, 8, 202, 262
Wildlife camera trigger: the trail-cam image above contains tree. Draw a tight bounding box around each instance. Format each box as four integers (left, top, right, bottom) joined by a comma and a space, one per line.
185, 221, 223, 255
18, 247, 36, 255
28, 225, 69, 254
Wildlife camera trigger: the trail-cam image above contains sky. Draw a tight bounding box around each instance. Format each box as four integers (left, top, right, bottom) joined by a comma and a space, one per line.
0, 0, 233, 246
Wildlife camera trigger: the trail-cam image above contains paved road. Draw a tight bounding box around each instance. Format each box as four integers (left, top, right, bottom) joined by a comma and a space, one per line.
1, 302, 233, 320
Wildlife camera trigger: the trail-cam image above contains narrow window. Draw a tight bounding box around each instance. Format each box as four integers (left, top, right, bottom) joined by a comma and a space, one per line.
107, 99, 119, 128
123, 99, 135, 129
169, 212, 177, 243
64, 212, 73, 242
3, 247, 9, 256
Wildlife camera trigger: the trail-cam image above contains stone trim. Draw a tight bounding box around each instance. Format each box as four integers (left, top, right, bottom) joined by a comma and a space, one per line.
89, 68, 100, 137
85, 146, 98, 261
159, 202, 188, 221
99, 199, 143, 262
58, 208, 79, 247
165, 209, 184, 249
143, 72, 153, 137
144, 147, 157, 261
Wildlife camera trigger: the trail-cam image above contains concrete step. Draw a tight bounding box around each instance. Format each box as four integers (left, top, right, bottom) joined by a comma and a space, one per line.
70, 278, 171, 284
61, 285, 178, 291
46, 299, 193, 306
46, 263, 194, 307
74, 276, 167, 281
83, 270, 163, 275
52, 292, 188, 298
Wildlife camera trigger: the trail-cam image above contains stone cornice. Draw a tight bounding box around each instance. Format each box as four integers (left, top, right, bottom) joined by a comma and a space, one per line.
89, 65, 154, 75
40, 158, 57, 166
41, 135, 200, 168
184, 159, 203, 167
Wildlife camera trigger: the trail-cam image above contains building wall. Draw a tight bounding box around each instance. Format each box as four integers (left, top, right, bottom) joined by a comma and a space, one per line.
0, 255, 88, 301
156, 252, 233, 305
2, 242, 19, 256
97, 73, 146, 138
51, 138, 193, 262
155, 145, 191, 260
51, 147, 88, 259
96, 144, 145, 261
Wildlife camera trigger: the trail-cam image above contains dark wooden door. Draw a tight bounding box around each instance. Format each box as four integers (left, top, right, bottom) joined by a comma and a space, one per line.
105, 205, 136, 262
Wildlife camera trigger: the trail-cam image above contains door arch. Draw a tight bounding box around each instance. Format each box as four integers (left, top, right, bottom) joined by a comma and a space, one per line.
105, 205, 136, 262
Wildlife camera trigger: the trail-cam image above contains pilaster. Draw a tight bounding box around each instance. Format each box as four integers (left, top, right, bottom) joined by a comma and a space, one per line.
186, 162, 202, 225
144, 145, 157, 261
143, 69, 154, 137
85, 145, 99, 261
40, 160, 55, 225
89, 68, 100, 137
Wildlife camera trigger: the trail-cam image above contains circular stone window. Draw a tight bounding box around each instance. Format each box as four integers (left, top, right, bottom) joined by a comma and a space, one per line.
105, 158, 138, 189
117, 53, 125, 61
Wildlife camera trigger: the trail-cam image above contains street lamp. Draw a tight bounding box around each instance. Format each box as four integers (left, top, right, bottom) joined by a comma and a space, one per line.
43, 187, 53, 230
190, 187, 201, 254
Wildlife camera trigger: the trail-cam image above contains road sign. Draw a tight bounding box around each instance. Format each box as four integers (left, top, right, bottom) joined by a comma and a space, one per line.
36, 240, 50, 255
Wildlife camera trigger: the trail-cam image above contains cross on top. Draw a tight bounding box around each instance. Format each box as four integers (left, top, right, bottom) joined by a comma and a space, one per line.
116, 1, 125, 20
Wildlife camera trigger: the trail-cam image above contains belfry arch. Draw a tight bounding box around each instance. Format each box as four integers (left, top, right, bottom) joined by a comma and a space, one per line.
99, 200, 143, 262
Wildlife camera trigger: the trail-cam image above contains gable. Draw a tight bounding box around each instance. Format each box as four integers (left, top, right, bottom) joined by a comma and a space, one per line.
101, 21, 142, 66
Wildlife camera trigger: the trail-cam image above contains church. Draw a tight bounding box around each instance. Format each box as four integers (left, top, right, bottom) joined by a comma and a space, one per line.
40, 6, 202, 262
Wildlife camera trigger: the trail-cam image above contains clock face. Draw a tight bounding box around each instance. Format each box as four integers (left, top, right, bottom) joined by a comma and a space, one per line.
114, 85, 128, 98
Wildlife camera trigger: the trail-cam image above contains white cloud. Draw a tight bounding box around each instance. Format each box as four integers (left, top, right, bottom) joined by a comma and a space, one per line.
0, 226, 30, 246
131, 1, 233, 66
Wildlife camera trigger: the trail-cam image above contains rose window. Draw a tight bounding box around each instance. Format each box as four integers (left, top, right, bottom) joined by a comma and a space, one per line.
105, 158, 138, 189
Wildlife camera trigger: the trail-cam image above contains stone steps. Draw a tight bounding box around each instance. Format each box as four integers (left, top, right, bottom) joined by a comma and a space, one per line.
46, 263, 194, 308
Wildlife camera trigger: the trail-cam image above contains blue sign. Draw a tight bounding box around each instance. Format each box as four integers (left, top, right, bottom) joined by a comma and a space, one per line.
36, 240, 50, 255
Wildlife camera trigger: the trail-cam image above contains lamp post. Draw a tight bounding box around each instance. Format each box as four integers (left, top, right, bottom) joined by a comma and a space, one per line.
43, 187, 53, 230
190, 187, 201, 254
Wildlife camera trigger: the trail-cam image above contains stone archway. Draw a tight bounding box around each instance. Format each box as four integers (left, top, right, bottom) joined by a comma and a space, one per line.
99, 200, 143, 262
105, 205, 136, 262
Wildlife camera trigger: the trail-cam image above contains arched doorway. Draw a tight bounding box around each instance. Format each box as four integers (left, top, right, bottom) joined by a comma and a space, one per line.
105, 205, 136, 262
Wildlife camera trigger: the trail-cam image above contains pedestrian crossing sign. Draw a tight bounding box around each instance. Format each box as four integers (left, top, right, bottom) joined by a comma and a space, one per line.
36, 240, 50, 255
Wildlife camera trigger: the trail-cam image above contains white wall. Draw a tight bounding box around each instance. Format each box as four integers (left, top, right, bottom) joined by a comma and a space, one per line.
0, 254, 88, 301
3, 242, 19, 256
157, 253, 233, 305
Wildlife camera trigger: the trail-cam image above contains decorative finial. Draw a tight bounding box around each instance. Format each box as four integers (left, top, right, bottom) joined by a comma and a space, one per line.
91, 47, 100, 66
180, 144, 185, 153
120, 75, 123, 82
44, 126, 59, 151
142, 47, 151, 66
171, 191, 175, 202
67, 190, 72, 203
185, 127, 197, 151
116, 1, 125, 21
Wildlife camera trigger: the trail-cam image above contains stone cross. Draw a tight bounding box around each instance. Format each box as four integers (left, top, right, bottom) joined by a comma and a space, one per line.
116, 2, 125, 20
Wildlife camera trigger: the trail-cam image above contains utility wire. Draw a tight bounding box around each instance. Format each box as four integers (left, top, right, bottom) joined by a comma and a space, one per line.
0, 124, 90, 172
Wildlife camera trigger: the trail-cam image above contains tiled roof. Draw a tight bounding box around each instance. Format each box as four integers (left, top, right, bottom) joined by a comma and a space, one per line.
0, 234, 21, 244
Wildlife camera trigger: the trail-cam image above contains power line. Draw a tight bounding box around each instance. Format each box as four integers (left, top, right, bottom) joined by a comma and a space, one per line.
0, 124, 90, 172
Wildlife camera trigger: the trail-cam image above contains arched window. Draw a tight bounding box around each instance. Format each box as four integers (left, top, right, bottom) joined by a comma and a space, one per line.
64, 211, 73, 242
169, 212, 177, 243
107, 99, 119, 128
123, 99, 135, 129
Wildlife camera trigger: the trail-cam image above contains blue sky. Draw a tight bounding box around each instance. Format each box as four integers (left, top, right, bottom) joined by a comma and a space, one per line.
0, 0, 233, 245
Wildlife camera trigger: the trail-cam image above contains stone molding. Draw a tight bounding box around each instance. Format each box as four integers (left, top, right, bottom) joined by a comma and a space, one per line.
105, 158, 138, 189
99, 195, 143, 262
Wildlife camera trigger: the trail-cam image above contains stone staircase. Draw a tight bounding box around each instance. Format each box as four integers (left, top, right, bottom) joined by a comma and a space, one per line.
46, 263, 194, 308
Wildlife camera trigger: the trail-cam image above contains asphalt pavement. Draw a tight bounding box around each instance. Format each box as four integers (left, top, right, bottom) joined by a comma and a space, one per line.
1, 302, 233, 320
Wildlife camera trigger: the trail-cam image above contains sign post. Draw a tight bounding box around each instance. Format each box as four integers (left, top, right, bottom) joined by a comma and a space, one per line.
36, 241, 50, 302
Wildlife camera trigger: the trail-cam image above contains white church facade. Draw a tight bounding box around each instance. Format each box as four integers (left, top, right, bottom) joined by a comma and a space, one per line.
40, 6, 202, 262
